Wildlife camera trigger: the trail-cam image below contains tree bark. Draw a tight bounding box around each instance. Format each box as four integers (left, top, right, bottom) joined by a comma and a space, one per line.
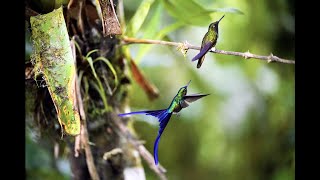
25, 0, 146, 179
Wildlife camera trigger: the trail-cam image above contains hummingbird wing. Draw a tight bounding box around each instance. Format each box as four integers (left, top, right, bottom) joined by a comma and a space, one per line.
180, 94, 210, 108
192, 42, 214, 61
119, 109, 172, 165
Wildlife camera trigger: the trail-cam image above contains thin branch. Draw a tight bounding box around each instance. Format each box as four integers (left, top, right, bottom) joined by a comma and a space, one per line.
123, 37, 181, 47
75, 87, 100, 180
121, 37, 295, 64
82, 123, 100, 180
72, 38, 100, 180
74, 75, 100, 180
136, 144, 167, 179
75, 84, 100, 180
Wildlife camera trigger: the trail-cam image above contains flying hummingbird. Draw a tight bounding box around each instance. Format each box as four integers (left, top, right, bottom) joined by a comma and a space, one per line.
192, 15, 225, 68
118, 80, 209, 165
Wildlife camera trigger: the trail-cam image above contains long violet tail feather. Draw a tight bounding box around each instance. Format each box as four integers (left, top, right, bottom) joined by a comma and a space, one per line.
118, 109, 172, 165
153, 111, 172, 165
118, 109, 165, 117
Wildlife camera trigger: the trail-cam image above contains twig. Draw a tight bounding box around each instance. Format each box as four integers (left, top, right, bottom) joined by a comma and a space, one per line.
137, 145, 167, 179
123, 37, 181, 47
72, 38, 100, 180
121, 36, 295, 64
76, 74, 100, 180
81, 123, 100, 180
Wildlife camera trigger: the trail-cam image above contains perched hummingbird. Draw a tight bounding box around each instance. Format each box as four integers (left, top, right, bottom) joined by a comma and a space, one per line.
118, 80, 209, 165
192, 15, 225, 68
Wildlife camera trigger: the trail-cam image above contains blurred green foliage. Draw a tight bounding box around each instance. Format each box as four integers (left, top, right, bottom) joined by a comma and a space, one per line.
26, 0, 294, 179
26, 132, 70, 180
126, 0, 294, 179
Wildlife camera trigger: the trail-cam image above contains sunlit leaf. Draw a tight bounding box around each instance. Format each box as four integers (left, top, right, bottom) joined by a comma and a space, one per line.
30, 7, 80, 136
161, 0, 242, 26
125, 0, 156, 36
139, 1, 162, 39
211, 7, 244, 14
135, 1, 162, 61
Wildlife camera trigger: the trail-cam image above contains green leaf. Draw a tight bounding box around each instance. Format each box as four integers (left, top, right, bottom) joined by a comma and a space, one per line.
86, 56, 98, 79
211, 7, 244, 15
86, 49, 99, 59
93, 57, 119, 94
135, 1, 162, 61
125, 0, 157, 36
84, 51, 110, 111
30, 7, 81, 136
161, 0, 243, 26
140, 1, 162, 40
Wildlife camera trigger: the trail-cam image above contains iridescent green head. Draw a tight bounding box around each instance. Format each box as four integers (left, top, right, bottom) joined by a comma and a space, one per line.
177, 80, 191, 96
208, 15, 225, 33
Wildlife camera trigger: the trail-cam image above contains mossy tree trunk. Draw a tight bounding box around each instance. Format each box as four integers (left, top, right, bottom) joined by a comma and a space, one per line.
25, 0, 148, 179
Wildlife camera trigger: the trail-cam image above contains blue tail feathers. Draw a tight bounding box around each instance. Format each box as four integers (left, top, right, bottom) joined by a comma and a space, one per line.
153, 111, 172, 165
118, 109, 172, 165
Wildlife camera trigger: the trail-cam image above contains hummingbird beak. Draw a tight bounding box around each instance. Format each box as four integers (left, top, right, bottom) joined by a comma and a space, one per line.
184, 80, 191, 88
217, 15, 225, 23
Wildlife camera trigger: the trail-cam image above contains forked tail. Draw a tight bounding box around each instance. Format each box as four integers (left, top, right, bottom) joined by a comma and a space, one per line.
118, 109, 172, 165
153, 110, 172, 165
